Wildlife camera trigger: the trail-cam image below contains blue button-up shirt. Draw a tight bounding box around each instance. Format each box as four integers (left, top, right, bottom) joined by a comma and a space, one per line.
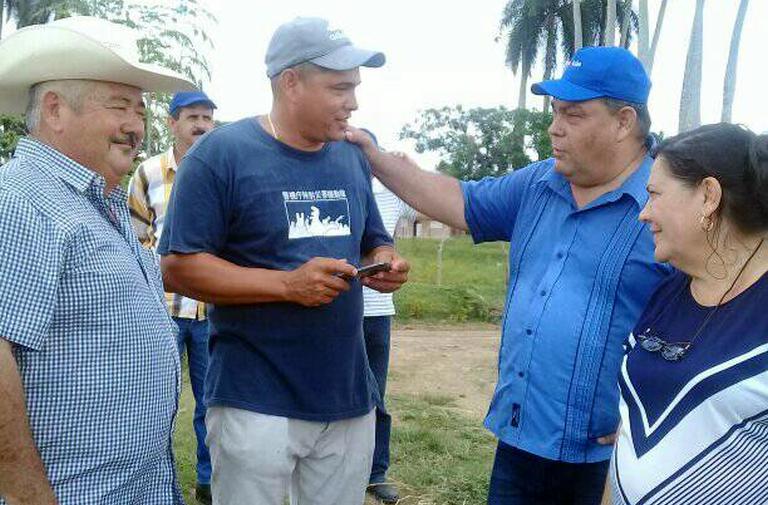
0, 138, 182, 503
462, 156, 670, 463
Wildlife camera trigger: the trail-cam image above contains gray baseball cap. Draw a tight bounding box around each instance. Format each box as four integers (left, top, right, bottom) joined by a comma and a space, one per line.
265, 17, 386, 78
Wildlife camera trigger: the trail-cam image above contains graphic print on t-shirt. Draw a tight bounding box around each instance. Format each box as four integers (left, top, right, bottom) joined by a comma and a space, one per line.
283, 190, 351, 239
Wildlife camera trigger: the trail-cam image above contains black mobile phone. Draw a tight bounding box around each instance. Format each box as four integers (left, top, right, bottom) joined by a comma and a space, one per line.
356, 261, 391, 278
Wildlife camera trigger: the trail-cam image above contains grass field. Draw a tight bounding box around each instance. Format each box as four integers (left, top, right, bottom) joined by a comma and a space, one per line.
393, 236, 509, 323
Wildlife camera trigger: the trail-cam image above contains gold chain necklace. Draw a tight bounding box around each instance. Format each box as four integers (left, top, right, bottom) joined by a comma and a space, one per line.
267, 113, 280, 140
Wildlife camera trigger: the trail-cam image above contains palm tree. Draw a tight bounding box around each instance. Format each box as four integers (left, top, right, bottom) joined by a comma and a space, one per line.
500, 0, 637, 111
500, 0, 564, 110
721, 0, 750, 122
678, 0, 705, 133
636, 0, 666, 73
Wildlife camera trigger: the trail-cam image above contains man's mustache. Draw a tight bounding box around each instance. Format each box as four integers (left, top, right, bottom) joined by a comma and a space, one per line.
111, 133, 139, 149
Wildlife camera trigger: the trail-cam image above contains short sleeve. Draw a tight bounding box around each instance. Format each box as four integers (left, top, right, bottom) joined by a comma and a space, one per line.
0, 190, 60, 350
361, 184, 393, 255
461, 165, 536, 243
157, 153, 230, 256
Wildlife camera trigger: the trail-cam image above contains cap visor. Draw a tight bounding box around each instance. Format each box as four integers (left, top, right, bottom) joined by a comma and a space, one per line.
530, 79, 604, 102
311, 45, 385, 71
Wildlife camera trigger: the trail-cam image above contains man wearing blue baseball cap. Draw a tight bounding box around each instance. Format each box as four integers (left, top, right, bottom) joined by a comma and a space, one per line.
128, 90, 217, 505
157, 17, 409, 505
348, 46, 671, 505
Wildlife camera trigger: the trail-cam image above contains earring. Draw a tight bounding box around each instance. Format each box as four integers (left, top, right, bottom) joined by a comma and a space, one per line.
699, 214, 714, 232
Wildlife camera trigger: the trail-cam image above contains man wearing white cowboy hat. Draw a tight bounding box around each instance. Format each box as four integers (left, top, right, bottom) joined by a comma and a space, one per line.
0, 16, 194, 505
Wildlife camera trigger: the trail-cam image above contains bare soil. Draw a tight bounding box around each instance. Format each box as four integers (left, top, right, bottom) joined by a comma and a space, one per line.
365, 324, 500, 505
387, 323, 500, 420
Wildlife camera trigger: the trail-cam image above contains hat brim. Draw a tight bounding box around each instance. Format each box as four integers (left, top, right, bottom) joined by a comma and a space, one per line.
531, 79, 604, 102
311, 45, 386, 72
0, 23, 195, 114
171, 98, 217, 115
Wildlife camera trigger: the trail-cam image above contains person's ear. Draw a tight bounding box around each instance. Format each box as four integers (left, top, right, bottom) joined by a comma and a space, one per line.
40, 91, 69, 133
615, 106, 638, 142
281, 68, 303, 101
700, 176, 723, 219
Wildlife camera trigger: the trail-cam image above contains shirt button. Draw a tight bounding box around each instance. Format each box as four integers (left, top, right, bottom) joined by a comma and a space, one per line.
518, 371, 525, 378
540, 290, 547, 296
525, 329, 532, 335
557, 252, 564, 259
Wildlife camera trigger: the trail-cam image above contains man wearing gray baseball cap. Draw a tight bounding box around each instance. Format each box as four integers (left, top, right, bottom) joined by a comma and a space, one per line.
158, 16, 409, 505
265, 16, 385, 78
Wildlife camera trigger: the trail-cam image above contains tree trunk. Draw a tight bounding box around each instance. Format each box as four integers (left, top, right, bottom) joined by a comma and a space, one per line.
517, 67, 528, 110
542, 18, 557, 112
679, 0, 706, 133
638, 0, 650, 68
605, 0, 617, 46
573, 0, 583, 52
721, 0, 750, 122
0, 1, 4, 40
647, 0, 668, 72
619, 0, 631, 48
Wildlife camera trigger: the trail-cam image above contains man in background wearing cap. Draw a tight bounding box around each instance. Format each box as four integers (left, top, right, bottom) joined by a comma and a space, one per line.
128, 90, 217, 505
348, 46, 671, 504
158, 17, 409, 505
0, 16, 194, 505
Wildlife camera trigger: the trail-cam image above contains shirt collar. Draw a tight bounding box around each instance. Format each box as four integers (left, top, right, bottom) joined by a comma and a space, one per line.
15, 137, 98, 194
15, 137, 127, 201
536, 153, 653, 209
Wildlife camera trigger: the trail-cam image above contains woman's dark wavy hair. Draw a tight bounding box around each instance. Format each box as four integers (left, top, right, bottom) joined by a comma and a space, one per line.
655, 123, 768, 235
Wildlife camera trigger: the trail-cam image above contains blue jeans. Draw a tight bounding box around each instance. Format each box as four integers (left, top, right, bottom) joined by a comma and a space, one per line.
175, 317, 212, 485
487, 441, 608, 505
364, 316, 393, 484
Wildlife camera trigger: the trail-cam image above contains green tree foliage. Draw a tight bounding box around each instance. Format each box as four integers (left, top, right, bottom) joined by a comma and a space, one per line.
0, 115, 26, 163
400, 106, 553, 181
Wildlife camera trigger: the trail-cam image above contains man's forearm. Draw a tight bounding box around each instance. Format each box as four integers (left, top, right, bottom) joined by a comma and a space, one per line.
367, 150, 469, 231
0, 339, 57, 505
162, 252, 291, 305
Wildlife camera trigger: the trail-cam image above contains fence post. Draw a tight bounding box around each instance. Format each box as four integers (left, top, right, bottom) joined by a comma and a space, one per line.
436, 234, 449, 286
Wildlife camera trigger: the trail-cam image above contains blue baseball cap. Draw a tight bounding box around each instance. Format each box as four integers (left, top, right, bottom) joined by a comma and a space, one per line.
531, 46, 651, 105
169, 91, 217, 116
265, 17, 385, 78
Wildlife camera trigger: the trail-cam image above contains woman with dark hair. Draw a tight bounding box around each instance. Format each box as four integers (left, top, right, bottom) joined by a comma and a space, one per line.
610, 123, 768, 504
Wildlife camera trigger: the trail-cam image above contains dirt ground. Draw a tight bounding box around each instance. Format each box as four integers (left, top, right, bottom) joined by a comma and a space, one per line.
364, 324, 499, 505
365, 324, 610, 505
387, 323, 500, 421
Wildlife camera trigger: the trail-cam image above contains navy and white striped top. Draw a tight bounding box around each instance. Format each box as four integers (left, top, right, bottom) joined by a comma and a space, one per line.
612, 269, 768, 504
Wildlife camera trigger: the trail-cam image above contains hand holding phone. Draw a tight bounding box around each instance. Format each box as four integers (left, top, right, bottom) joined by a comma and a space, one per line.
356, 261, 391, 278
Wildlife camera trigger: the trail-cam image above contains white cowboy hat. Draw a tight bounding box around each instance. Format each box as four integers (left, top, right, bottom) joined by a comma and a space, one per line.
0, 16, 196, 114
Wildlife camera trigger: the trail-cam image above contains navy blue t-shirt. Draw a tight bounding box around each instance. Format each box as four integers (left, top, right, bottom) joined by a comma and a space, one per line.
158, 117, 393, 421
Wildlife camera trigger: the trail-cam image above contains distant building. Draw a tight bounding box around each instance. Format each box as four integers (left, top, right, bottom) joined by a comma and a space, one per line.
395, 213, 464, 239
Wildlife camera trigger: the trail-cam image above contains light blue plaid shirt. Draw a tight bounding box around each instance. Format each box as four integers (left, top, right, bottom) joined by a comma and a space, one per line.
0, 138, 183, 504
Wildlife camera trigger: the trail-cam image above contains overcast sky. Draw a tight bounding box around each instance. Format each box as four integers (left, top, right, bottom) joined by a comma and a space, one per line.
200, 0, 767, 167
4, 1, 766, 167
